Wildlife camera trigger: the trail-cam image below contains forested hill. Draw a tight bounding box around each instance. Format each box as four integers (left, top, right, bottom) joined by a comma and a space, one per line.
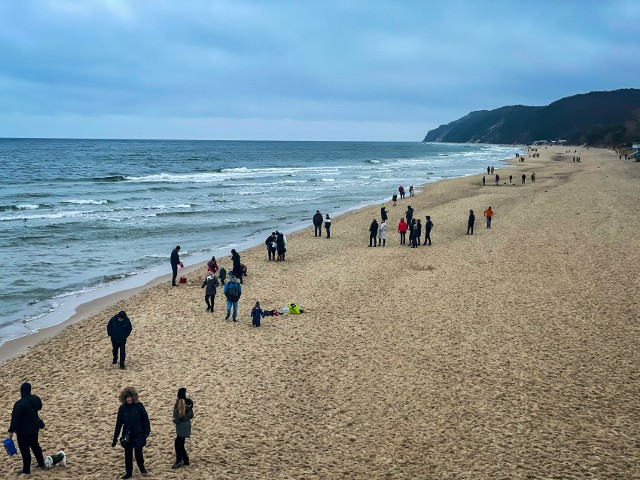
423, 89, 640, 146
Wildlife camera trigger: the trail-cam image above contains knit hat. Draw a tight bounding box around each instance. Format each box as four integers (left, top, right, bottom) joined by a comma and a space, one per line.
20, 382, 31, 395
177, 388, 187, 399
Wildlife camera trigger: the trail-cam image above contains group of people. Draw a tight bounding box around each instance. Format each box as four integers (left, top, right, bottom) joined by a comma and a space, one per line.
7, 383, 193, 477
482, 171, 535, 186
265, 231, 288, 260
367, 201, 434, 248
312, 210, 331, 238
466, 207, 494, 234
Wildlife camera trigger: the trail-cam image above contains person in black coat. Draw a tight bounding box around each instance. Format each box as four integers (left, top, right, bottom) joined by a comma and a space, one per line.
112, 387, 151, 479
369, 219, 378, 247
424, 216, 434, 245
170, 245, 182, 287
8, 383, 45, 474
467, 210, 475, 235
107, 311, 133, 369
312, 210, 323, 237
231, 249, 243, 283
201, 274, 219, 312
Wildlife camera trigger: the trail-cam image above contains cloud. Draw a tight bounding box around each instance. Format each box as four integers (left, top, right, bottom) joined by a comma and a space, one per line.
0, 0, 638, 140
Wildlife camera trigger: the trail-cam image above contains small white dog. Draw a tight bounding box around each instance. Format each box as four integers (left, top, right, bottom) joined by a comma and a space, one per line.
44, 450, 67, 468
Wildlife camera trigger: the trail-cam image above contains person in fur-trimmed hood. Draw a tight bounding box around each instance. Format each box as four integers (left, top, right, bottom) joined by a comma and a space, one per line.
172, 387, 194, 469
112, 387, 151, 479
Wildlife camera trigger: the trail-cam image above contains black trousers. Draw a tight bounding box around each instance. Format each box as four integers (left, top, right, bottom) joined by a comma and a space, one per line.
314, 225, 321, 236
467, 224, 474, 235
175, 436, 189, 464
171, 264, 178, 286
111, 339, 126, 367
17, 431, 44, 473
400, 232, 406, 244
325, 226, 330, 238
205, 294, 215, 311
124, 446, 145, 475
267, 247, 274, 260
424, 232, 431, 245
369, 234, 377, 246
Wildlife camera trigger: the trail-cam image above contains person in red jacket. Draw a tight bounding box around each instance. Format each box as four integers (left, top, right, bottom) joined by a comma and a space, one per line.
398, 218, 408, 245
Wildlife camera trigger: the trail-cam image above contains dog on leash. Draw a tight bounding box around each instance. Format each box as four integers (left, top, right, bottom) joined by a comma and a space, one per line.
44, 450, 67, 468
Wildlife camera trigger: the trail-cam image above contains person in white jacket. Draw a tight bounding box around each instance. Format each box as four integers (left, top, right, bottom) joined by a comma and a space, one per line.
378, 220, 387, 247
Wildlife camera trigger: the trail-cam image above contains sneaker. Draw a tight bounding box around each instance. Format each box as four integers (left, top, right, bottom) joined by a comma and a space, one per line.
233, 319, 237, 322
121, 474, 132, 479
225, 313, 230, 320
120, 365, 126, 370
172, 461, 184, 469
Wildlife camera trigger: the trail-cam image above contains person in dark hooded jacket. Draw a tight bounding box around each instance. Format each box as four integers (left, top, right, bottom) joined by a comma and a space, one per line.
172, 388, 194, 469
107, 311, 132, 369
312, 210, 323, 236
8, 382, 45, 474
201, 274, 219, 312
112, 387, 150, 479
231, 249, 243, 283
369, 218, 378, 247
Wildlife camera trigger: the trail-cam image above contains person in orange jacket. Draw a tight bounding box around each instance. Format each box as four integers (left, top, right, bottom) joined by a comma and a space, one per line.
484, 207, 494, 229
398, 218, 408, 244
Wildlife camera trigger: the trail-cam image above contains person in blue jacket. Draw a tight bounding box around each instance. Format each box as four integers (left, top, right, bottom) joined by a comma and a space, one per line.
251, 301, 265, 327
107, 311, 132, 369
224, 275, 242, 322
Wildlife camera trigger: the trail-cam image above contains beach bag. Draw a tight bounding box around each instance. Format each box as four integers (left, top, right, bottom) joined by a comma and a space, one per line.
288, 303, 301, 314
179, 276, 187, 284
3, 438, 17, 456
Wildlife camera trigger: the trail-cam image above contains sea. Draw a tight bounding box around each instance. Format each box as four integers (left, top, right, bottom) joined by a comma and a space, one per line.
0, 139, 520, 345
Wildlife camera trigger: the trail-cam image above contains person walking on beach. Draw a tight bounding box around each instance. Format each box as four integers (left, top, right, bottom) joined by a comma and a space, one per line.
405, 205, 414, 228
107, 310, 132, 369
170, 246, 183, 287
484, 207, 494, 229
378, 219, 387, 247
398, 218, 408, 244
206, 256, 219, 274
399, 185, 405, 199
251, 301, 265, 327
380, 204, 388, 222
392, 193, 397, 206
531, 172, 536, 182
265, 232, 276, 260
522, 173, 526, 184
487, 166, 490, 175
495, 174, 500, 186
312, 210, 323, 237
467, 210, 475, 235
218, 265, 227, 285
172, 388, 194, 469
369, 218, 378, 247
112, 387, 150, 479
491, 166, 494, 174
409, 185, 414, 197
231, 249, 243, 283
201, 273, 219, 312
324, 214, 331, 238
509, 174, 512, 185
224, 274, 242, 322
424, 216, 433, 245
7, 383, 45, 475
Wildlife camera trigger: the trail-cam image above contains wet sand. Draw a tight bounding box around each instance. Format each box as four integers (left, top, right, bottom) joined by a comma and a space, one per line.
1, 147, 639, 479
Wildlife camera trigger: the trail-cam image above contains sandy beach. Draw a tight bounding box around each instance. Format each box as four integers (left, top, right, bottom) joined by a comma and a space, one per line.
1, 147, 639, 479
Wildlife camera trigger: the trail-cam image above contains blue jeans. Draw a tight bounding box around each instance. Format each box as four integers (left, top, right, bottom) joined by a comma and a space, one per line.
226, 300, 238, 320
486, 217, 492, 228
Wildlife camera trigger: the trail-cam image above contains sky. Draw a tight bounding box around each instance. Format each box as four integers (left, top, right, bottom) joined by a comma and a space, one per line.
0, 0, 639, 141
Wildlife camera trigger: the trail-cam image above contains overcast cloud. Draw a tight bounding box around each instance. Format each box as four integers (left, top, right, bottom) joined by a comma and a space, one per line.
0, 0, 638, 141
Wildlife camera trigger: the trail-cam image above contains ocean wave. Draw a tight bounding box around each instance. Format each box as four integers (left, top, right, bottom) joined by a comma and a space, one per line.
0, 203, 52, 211
61, 199, 110, 205
364, 159, 381, 164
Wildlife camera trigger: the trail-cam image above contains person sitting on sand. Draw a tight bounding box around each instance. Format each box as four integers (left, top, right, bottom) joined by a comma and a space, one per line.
398, 217, 408, 244
172, 388, 194, 469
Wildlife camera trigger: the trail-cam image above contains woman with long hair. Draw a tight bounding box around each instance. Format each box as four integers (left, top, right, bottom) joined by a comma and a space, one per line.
112, 387, 150, 479
172, 388, 194, 469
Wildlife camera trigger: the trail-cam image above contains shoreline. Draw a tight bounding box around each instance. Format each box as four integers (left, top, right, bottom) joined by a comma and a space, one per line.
0, 150, 519, 364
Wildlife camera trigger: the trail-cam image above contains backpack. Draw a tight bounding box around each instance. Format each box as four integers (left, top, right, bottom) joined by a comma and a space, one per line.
288, 303, 301, 314
226, 282, 240, 300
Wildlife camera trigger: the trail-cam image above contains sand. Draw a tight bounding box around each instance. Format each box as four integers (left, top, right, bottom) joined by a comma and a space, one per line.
1, 147, 639, 479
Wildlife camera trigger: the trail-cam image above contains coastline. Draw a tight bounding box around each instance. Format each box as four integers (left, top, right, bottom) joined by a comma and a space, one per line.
2, 146, 638, 478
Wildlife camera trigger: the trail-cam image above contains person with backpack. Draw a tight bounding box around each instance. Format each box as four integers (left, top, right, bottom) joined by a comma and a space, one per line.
324, 214, 331, 238
112, 387, 150, 479
312, 210, 323, 237
7, 383, 46, 475
201, 274, 219, 312
107, 310, 132, 369
424, 216, 434, 245
251, 301, 265, 327
224, 275, 242, 322
172, 388, 194, 469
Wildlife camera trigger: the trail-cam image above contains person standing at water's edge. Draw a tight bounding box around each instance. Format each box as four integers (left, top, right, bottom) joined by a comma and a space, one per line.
107, 310, 132, 369
484, 207, 494, 229
224, 274, 242, 322
112, 387, 150, 479
7, 383, 46, 475
467, 210, 475, 235
170, 245, 183, 287
324, 214, 331, 238
172, 388, 194, 469
313, 210, 323, 237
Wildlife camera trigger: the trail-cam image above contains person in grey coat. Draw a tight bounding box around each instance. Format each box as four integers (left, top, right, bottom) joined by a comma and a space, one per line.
201, 274, 219, 312
172, 388, 194, 469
